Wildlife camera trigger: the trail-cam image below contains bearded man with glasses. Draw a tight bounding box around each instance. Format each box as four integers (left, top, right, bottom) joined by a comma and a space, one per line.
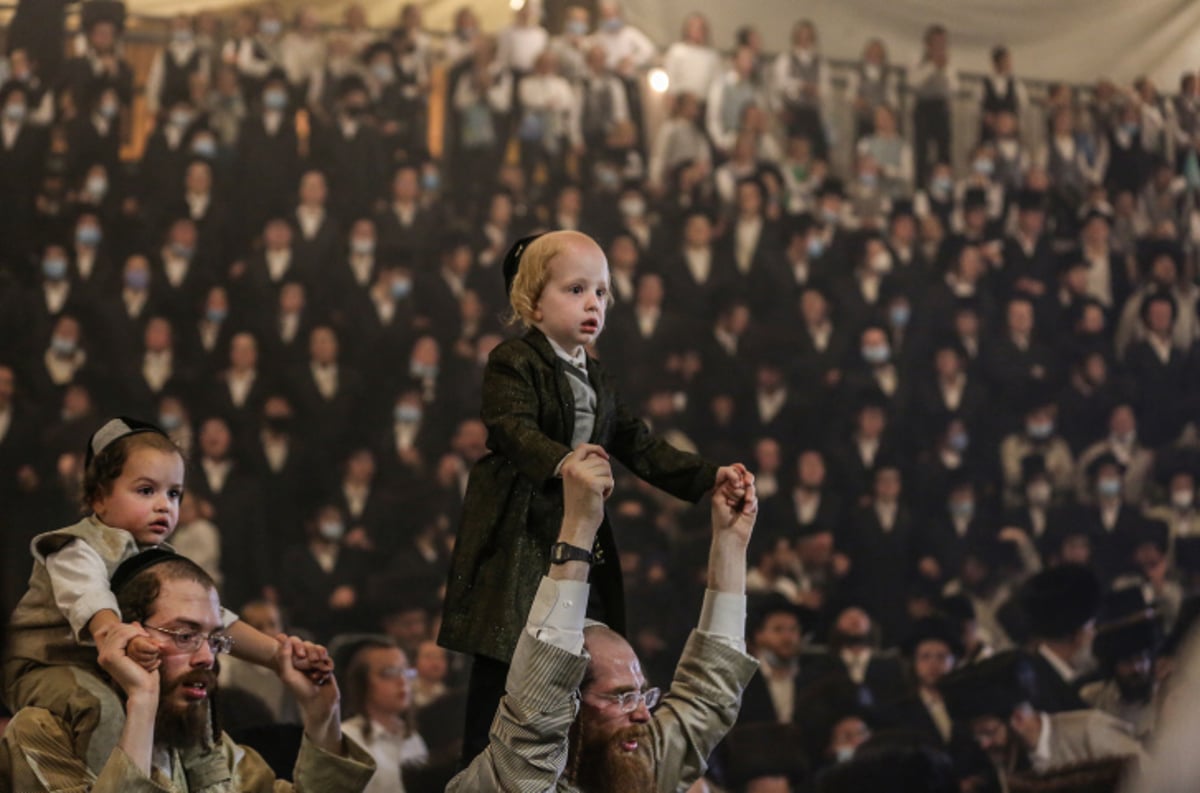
0, 555, 376, 792
449, 443, 761, 792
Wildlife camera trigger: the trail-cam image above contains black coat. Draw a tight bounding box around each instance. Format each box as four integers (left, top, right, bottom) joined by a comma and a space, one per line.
439, 328, 718, 663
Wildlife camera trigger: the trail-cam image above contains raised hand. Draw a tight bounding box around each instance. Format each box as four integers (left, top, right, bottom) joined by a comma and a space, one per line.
711, 479, 758, 547
127, 634, 162, 672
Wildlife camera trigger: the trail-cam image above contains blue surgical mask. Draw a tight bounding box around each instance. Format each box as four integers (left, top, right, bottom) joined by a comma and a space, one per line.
259, 19, 283, 37
889, 304, 911, 327
947, 430, 969, 453
807, 236, 825, 258
159, 412, 183, 431
171, 243, 195, 261
411, 362, 438, 379
372, 63, 394, 83
390, 278, 413, 299
263, 89, 288, 111
422, 170, 441, 192
50, 335, 76, 355
4, 104, 26, 123
205, 306, 227, 323
318, 520, 345, 541
124, 270, 150, 290
1123, 123, 1140, 138
351, 238, 375, 256
834, 746, 855, 764
170, 109, 194, 128
972, 159, 994, 177
1097, 477, 1122, 498
86, 176, 108, 197
1027, 420, 1053, 440
602, 17, 623, 32
859, 172, 878, 189
42, 256, 67, 280
862, 344, 890, 365
950, 500, 975, 519
77, 225, 102, 247
566, 19, 589, 36
192, 138, 218, 158
822, 208, 840, 226
98, 100, 119, 120
395, 404, 422, 423
931, 176, 953, 195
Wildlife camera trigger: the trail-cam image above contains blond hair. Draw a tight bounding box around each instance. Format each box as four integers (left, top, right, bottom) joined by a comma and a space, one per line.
506, 232, 592, 327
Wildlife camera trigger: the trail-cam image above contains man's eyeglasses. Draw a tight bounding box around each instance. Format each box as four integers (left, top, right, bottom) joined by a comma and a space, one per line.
146, 624, 235, 655
589, 687, 661, 713
377, 666, 418, 681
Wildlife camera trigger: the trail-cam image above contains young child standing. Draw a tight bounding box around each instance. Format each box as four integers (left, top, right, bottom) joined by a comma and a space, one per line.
2, 417, 331, 773
439, 230, 751, 762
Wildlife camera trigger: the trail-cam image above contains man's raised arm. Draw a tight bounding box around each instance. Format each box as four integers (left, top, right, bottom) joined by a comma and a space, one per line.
447, 443, 613, 792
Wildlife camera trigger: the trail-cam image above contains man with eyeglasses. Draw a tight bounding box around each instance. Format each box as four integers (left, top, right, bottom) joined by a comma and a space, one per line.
0, 555, 377, 791
448, 444, 761, 792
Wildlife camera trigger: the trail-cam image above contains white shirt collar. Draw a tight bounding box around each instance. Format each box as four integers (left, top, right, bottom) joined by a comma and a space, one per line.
544, 334, 587, 371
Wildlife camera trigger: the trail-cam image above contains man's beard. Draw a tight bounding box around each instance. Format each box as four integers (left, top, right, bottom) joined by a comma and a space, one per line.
569, 720, 655, 793
155, 669, 218, 750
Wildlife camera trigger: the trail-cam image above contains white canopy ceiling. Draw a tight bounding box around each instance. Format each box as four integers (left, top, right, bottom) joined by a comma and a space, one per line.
121, 0, 1200, 87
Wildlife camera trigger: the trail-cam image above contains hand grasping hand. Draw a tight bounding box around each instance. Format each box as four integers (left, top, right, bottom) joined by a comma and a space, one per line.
715, 464, 754, 508
126, 634, 162, 672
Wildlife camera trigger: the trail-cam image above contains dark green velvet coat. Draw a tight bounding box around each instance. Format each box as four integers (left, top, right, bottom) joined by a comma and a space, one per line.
439, 328, 718, 663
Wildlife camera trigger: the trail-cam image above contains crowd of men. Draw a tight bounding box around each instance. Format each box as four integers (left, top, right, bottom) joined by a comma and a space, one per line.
2, 1, 1200, 790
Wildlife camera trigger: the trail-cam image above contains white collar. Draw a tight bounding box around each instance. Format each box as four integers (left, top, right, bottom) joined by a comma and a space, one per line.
544, 334, 587, 370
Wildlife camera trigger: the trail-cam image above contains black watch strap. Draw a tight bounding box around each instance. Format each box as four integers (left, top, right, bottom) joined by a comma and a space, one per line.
550, 542, 594, 565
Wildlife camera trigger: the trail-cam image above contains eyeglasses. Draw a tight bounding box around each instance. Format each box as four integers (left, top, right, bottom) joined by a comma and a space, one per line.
376, 666, 418, 681
146, 624, 235, 655
589, 686, 661, 713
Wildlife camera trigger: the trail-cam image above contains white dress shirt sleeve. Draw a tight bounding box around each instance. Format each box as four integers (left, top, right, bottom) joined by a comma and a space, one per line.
697, 589, 747, 652
44, 541, 120, 643
525, 576, 591, 656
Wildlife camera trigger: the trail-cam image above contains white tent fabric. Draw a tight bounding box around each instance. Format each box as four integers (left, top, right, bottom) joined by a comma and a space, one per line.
122, 0, 1200, 87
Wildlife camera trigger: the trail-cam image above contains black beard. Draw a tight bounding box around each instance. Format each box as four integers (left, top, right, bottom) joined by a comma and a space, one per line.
570, 720, 655, 793
831, 630, 871, 650
155, 670, 217, 750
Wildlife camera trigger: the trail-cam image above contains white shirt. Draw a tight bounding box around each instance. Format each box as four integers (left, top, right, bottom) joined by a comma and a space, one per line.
662, 42, 720, 98
684, 247, 711, 284
735, 217, 762, 274
43, 281, 70, 315
1083, 249, 1114, 307
201, 458, 232, 494
343, 482, 368, 519
756, 388, 787, 424
1038, 643, 1077, 684
2, 119, 21, 149
44, 348, 84, 385
142, 350, 173, 393
940, 374, 965, 410
227, 369, 256, 408
1030, 711, 1054, 773
279, 312, 299, 344
123, 288, 149, 319
296, 206, 324, 240
635, 306, 659, 338
311, 362, 338, 400
497, 24, 548, 72
591, 24, 657, 71
262, 433, 289, 473
266, 249, 292, 282
342, 717, 428, 793
840, 648, 871, 684
185, 192, 210, 220
163, 252, 189, 287
0, 404, 10, 444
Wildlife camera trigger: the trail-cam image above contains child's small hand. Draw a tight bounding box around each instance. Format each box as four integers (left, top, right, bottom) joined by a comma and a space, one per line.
127, 634, 162, 672
715, 464, 753, 507
278, 634, 334, 686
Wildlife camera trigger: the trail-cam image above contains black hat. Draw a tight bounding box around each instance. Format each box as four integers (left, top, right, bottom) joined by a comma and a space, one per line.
939, 651, 1038, 722
1154, 448, 1200, 487
335, 74, 369, 99
941, 593, 976, 624
1081, 208, 1112, 227
1020, 565, 1101, 640
1092, 614, 1159, 667
1085, 451, 1125, 481
1098, 585, 1154, 624
82, 0, 126, 32
362, 41, 396, 64
1173, 537, 1200, 576
962, 187, 988, 212
902, 616, 964, 659
328, 633, 397, 685
889, 199, 916, 222
110, 547, 180, 594
816, 178, 845, 200
85, 416, 170, 470
1015, 188, 1047, 213
1139, 238, 1183, 274
1056, 248, 1087, 275
1118, 519, 1169, 557
501, 233, 544, 295
0, 80, 31, 107
722, 724, 808, 787
786, 211, 818, 240
262, 67, 289, 88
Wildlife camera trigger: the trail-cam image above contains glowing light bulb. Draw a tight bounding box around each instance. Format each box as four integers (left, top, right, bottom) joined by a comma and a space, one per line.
648, 68, 669, 94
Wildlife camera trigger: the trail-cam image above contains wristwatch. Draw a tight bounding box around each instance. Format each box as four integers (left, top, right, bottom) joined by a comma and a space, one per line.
550, 542, 594, 565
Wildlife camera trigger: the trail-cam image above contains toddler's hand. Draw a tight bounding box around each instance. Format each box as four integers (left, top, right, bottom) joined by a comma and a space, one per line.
280, 635, 334, 686
127, 634, 162, 672
715, 464, 753, 507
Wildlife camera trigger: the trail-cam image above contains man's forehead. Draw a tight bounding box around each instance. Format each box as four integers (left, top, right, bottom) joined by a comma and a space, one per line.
151, 578, 222, 627
587, 634, 644, 688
